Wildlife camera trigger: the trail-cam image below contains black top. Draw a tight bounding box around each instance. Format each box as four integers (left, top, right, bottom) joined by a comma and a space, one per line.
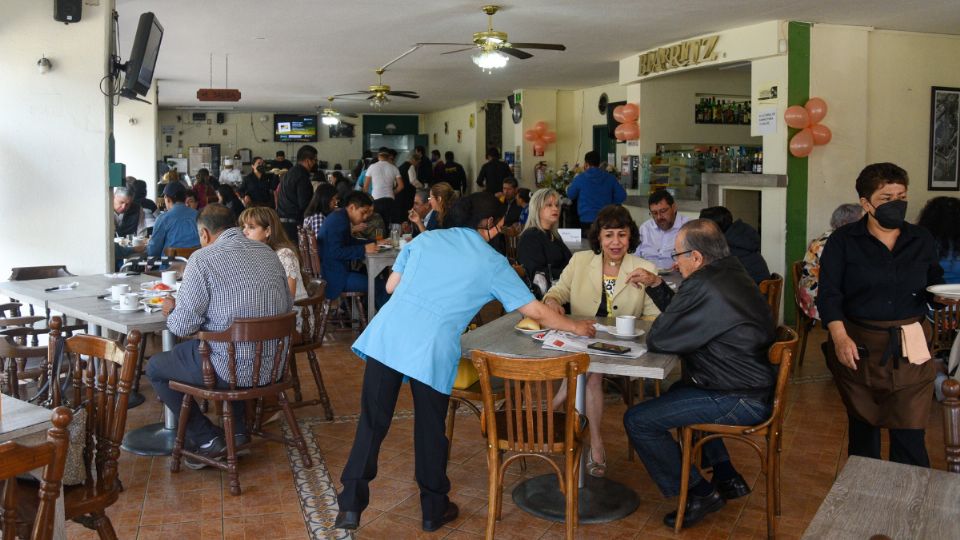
276, 164, 313, 221
503, 198, 523, 227
817, 217, 944, 325
273, 158, 294, 171
416, 158, 433, 186
724, 220, 771, 284
115, 202, 142, 237
516, 228, 571, 282
476, 160, 512, 194
440, 161, 467, 192
241, 172, 278, 208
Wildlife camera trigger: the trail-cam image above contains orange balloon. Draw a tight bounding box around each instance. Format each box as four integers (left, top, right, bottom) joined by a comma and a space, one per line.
789, 128, 814, 157
621, 103, 639, 123
612, 105, 626, 124
533, 121, 548, 135
614, 123, 629, 141
621, 122, 640, 140
811, 123, 832, 145
541, 131, 557, 144
523, 130, 538, 142
805, 97, 828, 125
784, 106, 810, 129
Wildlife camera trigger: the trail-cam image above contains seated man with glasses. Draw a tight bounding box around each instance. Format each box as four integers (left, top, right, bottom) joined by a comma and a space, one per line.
623, 219, 776, 529
635, 189, 690, 270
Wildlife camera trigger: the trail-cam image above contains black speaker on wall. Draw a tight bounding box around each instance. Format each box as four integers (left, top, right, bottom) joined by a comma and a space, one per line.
216, 113, 225, 124
54, 0, 82, 24
506, 94, 517, 110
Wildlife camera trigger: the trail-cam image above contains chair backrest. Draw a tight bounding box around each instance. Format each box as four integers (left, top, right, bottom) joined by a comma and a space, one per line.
164, 246, 199, 259
790, 261, 807, 321
298, 227, 322, 280
0, 406, 72, 540
294, 281, 328, 347
503, 227, 521, 263
0, 327, 48, 399
472, 350, 589, 454
469, 301, 505, 329
47, 317, 140, 498
0, 303, 22, 318
765, 326, 799, 430
931, 304, 960, 357
758, 273, 784, 325
8, 266, 73, 281
0, 315, 45, 330
943, 378, 960, 474
197, 312, 297, 390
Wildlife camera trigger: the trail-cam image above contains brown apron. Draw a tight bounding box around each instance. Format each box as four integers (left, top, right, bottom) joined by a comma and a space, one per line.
825, 317, 935, 429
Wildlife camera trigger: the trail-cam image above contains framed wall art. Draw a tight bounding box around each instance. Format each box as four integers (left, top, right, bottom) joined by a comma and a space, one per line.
928, 86, 960, 191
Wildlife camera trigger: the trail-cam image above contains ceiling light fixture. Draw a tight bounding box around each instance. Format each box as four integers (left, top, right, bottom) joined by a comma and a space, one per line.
472, 49, 509, 72
321, 115, 340, 126
369, 95, 390, 111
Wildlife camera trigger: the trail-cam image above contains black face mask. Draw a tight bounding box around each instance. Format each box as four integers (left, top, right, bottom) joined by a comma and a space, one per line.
255, 165, 265, 174
869, 199, 907, 229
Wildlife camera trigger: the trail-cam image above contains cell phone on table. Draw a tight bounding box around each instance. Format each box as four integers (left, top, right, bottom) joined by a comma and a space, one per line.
587, 342, 630, 355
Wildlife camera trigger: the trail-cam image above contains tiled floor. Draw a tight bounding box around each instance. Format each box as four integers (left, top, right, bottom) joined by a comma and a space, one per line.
64, 327, 952, 539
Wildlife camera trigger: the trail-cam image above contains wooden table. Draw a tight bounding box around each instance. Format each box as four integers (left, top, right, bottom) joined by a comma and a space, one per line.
460, 312, 679, 524
365, 247, 398, 318
47, 295, 179, 456
803, 456, 960, 539
1, 395, 66, 540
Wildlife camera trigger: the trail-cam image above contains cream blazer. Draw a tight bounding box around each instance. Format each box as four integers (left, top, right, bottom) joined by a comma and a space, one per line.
543, 251, 661, 318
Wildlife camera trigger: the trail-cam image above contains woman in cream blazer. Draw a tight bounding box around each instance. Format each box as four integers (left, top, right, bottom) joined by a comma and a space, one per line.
543, 205, 660, 477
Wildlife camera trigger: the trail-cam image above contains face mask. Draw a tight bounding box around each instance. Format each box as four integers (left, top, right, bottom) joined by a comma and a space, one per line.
255, 165, 265, 174
870, 199, 907, 229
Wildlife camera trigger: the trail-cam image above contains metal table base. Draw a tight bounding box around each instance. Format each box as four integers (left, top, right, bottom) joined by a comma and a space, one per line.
512, 474, 640, 524
121, 330, 178, 456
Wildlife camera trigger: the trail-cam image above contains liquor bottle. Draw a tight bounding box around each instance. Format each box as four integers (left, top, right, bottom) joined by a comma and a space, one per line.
756, 152, 763, 174
712, 99, 720, 124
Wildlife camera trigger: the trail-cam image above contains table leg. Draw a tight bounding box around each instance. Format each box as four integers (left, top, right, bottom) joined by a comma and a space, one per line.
121, 330, 177, 456
575, 373, 586, 489
367, 263, 377, 319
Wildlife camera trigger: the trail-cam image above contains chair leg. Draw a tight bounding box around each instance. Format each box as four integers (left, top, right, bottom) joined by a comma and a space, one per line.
288, 356, 304, 403
675, 427, 694, 534
92, 510, 118, 540
766, 441, 777, 539
306, 351, 334, 421
485, 447, 499, 540
318, 299, 333, 344
445, 399, 460, 461
170, 394, 193, 473
222, 399, 242, 496
566, 453, 578, 540
774, 432, 783, 517
279, 390, 313, 468
624, 376, 635, 461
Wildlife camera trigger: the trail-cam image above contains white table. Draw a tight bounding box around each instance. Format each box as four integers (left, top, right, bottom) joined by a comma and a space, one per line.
365, 248, 398, 318
460, 312, 679, 524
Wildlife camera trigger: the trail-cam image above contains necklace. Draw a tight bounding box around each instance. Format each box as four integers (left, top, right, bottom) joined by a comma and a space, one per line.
605, 259, 620, 267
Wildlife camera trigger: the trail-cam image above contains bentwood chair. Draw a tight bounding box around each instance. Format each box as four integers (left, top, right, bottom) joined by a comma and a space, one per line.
790, 261, 816, 371
758, 273, 784, 326
930, 304, 959, 358
169, 312, 314, 496
298, 226, 367, 334
503, 226, 521, 263
944, 378, 960, 474
0, 407, 72, 540
287, 282, 335, 420
674, 326, 798, 538
472, 350, 590, 540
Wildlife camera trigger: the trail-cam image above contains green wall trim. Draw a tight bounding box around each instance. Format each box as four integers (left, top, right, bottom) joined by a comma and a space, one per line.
784, 21, 811, 326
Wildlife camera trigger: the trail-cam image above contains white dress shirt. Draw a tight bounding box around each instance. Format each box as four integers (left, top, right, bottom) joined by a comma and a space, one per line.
635, 214, 690, 269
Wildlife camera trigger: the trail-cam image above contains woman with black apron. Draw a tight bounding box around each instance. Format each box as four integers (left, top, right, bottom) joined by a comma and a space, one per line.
817, 162, 958, 465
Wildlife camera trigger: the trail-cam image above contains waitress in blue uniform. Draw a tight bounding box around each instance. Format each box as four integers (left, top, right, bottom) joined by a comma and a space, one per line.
335, 193, 596, 532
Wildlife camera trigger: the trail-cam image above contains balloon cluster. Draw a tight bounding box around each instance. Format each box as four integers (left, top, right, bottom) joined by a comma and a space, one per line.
613, 103, 640, 141
785, 97, 832, 158
524, 121, 557, 155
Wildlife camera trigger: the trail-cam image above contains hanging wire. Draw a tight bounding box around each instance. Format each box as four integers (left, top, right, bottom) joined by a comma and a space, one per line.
225, 54, 229, 88
209, 53, 213, 88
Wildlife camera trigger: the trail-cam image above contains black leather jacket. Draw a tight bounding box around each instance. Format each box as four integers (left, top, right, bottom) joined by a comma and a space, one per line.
646, 256, 775, 393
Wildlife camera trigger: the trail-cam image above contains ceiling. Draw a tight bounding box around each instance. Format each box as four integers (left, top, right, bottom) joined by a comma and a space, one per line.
116, 0, 960, 114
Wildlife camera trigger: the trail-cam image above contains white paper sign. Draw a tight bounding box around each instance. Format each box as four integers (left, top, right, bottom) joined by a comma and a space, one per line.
558, 228, 581, 244
756, 107, 777, 135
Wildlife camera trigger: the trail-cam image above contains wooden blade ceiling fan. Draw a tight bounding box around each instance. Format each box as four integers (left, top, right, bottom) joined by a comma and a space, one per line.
334, 68, 420, 110
418, 5, 566, 70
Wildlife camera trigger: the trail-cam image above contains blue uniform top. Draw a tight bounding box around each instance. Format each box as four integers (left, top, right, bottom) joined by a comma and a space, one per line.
565, 167, 627, 224
352, 228, 535, 395
147, 203, 200, 257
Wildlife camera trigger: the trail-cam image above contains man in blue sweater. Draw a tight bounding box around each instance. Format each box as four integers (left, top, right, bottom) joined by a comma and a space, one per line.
566, 151, 627, 235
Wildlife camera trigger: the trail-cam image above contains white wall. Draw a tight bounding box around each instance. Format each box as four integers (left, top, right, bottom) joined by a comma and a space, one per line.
0, 0, 113, 276
115, 82, 159, 199
422, 101, 484, 190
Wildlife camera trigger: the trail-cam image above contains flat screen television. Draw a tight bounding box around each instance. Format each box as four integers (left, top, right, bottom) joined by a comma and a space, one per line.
274, 114, 318, 142
329, 122, 355, 138
120, 12, 164, 99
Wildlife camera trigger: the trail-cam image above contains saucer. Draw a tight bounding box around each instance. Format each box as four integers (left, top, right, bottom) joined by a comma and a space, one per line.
514, 325, 543, 335
604, 328, 645, 339
927, 284, 960, 299
112, 305, 142, 313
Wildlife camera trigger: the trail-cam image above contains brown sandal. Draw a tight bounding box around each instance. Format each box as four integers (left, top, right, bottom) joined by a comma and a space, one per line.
586, 446, 606, 478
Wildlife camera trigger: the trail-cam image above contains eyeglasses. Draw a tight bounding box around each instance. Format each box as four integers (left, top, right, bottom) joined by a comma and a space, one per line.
650, 208, 673, 218
670, 249, 693, 260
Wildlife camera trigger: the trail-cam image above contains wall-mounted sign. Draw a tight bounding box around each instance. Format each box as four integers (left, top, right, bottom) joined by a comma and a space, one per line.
196, 88, 241, 102
637, 35, 720, 77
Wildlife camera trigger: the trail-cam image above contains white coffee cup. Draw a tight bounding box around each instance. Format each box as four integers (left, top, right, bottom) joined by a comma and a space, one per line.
615, 315, 637, 336
119, 292, 140, 310
161, 270, 178, 288
132, 236, 145, 247
111, 284, 130, 301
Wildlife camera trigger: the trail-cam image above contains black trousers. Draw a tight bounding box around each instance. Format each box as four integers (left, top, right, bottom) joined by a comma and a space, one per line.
338, 358, 451, 520
280, 221, 299, 245
847, 414, 929, 466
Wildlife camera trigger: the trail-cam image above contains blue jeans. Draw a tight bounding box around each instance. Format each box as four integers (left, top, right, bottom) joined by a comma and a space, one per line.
623, 384, 770, 497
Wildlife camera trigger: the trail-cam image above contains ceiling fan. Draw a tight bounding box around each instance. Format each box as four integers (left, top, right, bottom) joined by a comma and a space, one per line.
418, 5, 566, 71
318, 96, 358, 125
334, 68, 419, 110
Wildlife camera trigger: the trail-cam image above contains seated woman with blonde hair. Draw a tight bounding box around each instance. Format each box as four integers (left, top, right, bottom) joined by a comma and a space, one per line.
542, 204, 660, 477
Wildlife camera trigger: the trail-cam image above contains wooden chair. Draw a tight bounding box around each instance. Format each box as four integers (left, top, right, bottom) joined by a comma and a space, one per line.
503, 226, 521, 263
675, 326, 799, 538
6, 267, 85, 343
163, 247, 199, 259
46, 317, 141, 539
0, 302, 23, 318
472, 350, 590, 540
944, 378, 960, 474
288, 282, 335, 420
930, 304, 959, 358
790, 261, 816, 371
0, 326, 48, 400
0, 407, 72, 540
169, 312, 314, 496
758, 273, 783, 326
298, 225, 368, 334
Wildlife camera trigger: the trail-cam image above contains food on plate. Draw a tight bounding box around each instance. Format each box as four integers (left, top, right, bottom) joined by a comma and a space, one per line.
151, 283, 173, 291
143, 296, 165, 306
516, 317, 541, 331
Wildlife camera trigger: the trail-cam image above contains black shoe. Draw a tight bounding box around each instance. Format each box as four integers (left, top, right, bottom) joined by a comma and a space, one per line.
184, 435, 226, 470
422, 502, 459, 532
714, 473, 751, 500
233, 432, 252, 457
663, 489, 725, 528
334, 510, 361, 530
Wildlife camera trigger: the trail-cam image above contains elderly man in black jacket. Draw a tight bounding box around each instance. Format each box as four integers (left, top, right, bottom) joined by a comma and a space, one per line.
623, 219, 775, 529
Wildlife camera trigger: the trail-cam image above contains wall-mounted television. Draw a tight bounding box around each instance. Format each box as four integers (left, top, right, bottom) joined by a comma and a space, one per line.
329, 122, 355, 138
274, 114, 318, 142
120, 12, 164, 99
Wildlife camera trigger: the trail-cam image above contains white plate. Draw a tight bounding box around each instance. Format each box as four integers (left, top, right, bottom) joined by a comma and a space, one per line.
140, 298, 166, 308
656, 268, 674, 275
111, 305, 142, 313
928, 284, 960, 298
514, 325, 544, 335
140, 281, 177, 294
603, 328, 645, 339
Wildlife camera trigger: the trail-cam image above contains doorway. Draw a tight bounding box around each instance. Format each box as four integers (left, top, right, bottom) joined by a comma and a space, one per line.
485, 102, 503, 153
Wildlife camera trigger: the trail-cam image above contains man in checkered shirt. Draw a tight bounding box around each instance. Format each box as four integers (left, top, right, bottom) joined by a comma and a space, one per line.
147, 203, 293, 465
